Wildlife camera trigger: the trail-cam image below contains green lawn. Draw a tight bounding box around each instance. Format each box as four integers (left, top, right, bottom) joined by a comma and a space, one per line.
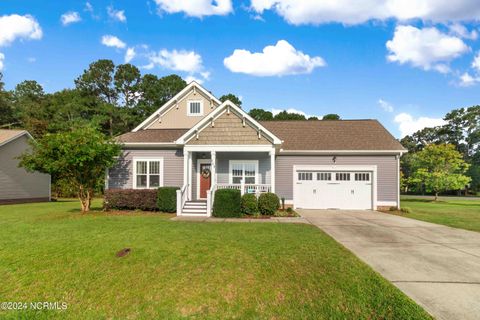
399, 197, 480, 232
0, 200, 430, 319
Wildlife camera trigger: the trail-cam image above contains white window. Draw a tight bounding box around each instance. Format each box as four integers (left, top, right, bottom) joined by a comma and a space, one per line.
229, 161, 258, 184
133, 158, 164, 189
317, 172, 332, 181
336, 173, 351, 181
355, 172, 370, 181
187, 100, 203, 116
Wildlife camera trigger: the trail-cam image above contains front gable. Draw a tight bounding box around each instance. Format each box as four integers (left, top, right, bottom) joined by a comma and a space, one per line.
186, 111, 272, 145
133, 81, 221, 132
177, 101, 282, 146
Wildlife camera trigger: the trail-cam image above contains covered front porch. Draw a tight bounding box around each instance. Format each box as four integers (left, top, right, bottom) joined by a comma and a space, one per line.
177, 145, 276, 216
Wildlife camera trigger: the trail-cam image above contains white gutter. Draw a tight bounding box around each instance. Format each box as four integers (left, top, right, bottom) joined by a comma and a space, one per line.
279, 149, 406, 155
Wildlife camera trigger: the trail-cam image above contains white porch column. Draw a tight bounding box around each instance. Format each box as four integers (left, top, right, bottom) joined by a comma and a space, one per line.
183, 150, 188, 188
270, 149, 275, 193
211, 151, 216, 185
188, 151, 193, 200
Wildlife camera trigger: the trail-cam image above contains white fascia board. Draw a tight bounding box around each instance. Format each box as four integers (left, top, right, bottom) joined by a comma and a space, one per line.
121, 142, 179, 148
132, 81, 221, 132
175, 100, 282, 145
294, 164, 377, 172
184, 145, 274, 152
0, 131, 32, 148
279, 150, 405, 155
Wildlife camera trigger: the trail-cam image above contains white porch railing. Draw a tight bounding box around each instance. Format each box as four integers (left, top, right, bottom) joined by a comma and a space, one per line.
176, 184, 188, 215
206, 184, 216, 217
216, 183, 271, 195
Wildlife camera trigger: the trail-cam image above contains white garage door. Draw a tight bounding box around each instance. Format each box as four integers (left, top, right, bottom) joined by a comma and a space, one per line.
294, 170, 373, 210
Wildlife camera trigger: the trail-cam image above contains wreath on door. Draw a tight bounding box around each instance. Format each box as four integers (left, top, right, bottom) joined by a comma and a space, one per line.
201, 168, 211, 179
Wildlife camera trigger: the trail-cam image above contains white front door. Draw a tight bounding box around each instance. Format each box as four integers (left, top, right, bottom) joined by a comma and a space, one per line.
294, 170, 373, 210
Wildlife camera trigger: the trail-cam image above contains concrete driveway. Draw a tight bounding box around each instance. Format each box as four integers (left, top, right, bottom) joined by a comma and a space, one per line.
298, 209, 480, 320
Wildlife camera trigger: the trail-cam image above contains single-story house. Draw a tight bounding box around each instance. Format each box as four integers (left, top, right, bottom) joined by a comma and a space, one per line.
107, 82, 405, 216
0, 130, 50, 204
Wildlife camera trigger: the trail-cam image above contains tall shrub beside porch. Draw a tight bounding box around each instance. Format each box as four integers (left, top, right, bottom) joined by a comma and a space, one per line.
213, 189, 241, 218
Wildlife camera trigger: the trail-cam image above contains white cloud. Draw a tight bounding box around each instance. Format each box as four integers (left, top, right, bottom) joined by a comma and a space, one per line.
224, 40, 325, 76
85, 2, 94, 13
471, 52, 480, 72
154, 0, 233, 17
250, 0, 480, 25
124, 47, 136, 63
459, 72, 480, 87
0, 52, 4, 71
0, 14, 42, 47
101, 35, 126, 49
386, 25, 469, 73
107, 6, 126, 22
147, 49, 203, 73
185, 75, 204, 84
394, 112, 446, 137
61, 11, 81, 26
449, 23, 478, 40
378, 99, 394, 112
27, 57, 36, 63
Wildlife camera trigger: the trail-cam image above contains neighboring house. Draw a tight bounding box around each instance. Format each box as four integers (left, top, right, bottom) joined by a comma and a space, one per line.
0, 130, 50, 204
107, 82, 405, 216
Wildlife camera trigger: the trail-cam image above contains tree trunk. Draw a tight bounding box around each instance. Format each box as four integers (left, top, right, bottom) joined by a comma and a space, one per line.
434, 192, 438, 201
78, 186, 91, 213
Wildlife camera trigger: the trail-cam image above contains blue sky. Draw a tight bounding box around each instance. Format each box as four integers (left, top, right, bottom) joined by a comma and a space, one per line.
1, 1, 480, 138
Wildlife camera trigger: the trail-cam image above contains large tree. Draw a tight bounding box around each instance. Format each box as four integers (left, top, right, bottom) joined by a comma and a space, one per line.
410, 144, 471, 201
12, 80, 49, 136
219, 93, 242, 107
0, 72, 15, 128
322, 114, 340, 120
19, 126, 121, 212
274, 110, 306, 120
248, 108, 273, 121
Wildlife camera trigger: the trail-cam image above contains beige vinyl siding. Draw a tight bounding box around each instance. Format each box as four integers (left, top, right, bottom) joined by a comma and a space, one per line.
0, 135, 50, 201
187, 112, 272, 145
108, 149, 184, 189
275, 155, 398, 202
147, 90, 218, 129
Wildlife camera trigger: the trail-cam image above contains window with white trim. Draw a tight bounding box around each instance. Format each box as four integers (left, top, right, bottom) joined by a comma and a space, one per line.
187, 101, 203, 116
229, 161, 258, 184
134, 159, 163, 189
298, 172, 313, 181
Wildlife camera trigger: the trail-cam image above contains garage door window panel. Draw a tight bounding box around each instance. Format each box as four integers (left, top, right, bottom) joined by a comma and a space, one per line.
336, 173, 351, 181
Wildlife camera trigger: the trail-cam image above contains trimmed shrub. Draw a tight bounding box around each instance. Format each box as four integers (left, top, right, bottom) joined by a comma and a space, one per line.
104, 189, 157, 211
286, 207, 293, 214
213, 189, 241, 218
157, 187, 180, 213
258, 192, 280, 215
241, 194, 258, 215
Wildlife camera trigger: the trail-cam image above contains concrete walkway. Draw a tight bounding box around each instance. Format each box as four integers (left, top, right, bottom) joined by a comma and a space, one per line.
171, 216, 310, 224
298, 209, 480, 320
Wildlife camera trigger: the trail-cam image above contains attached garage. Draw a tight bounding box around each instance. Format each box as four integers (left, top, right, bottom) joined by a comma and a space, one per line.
293, 165, 377, 210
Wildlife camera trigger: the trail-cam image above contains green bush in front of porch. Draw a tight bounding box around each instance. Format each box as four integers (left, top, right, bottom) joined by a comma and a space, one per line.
213, 189, 241, 217
157, 187, 180, 213
258, 193, 280, 215
241, 194, 258, 216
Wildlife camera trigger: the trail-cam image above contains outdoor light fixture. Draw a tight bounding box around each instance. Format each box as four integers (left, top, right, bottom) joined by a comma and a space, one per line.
332, 156, 337, 164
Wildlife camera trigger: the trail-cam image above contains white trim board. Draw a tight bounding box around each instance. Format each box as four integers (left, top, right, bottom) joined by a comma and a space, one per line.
196, 159, 211, 200
0, 130, 33, 148
184, 145, 275, 153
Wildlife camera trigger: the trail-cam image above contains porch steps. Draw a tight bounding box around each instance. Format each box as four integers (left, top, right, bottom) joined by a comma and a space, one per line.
182, 201, 207, 215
